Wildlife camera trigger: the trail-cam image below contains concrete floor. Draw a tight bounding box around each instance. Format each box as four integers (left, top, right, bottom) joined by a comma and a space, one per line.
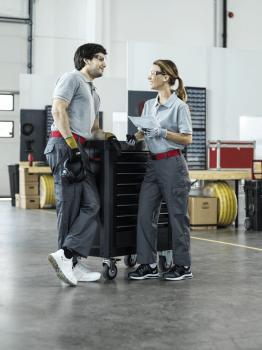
1, 200, 262, 350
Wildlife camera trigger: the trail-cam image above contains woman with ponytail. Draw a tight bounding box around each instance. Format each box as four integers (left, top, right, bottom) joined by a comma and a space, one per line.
127, 59, 193, 281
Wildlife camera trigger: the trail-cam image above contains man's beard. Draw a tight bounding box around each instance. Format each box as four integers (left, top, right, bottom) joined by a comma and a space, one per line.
91, 70, 103, 79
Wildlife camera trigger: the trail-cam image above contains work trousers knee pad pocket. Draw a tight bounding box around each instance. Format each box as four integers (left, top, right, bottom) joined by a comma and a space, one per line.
170, 187, 189, 215
44, 143, 56, 172
44, 142, 69, 173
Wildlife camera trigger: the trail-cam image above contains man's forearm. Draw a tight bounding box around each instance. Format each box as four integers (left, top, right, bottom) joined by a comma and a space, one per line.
52, 109, 72, 138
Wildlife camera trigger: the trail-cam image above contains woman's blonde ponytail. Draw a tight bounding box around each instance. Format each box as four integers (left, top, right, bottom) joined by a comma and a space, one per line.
176, 77, 187, 102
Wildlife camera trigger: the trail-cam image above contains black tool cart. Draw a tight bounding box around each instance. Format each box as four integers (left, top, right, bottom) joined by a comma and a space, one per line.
84, 140, 172, 280
244, 180, 262, 231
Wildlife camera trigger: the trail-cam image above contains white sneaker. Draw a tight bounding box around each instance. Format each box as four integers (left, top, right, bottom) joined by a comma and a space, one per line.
48, 249, 77, 286
73, 259, 101, 282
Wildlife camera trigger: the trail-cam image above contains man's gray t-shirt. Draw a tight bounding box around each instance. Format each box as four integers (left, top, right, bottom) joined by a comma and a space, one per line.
142, 92, 192, 154
51, 70, 100, 139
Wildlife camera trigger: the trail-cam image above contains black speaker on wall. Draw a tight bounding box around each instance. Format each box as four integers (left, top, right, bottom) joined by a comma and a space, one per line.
20, 109, 46, 161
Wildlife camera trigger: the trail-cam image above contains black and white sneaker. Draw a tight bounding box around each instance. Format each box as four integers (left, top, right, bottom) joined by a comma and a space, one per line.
128, 264, 159, 280
162, 265, 193, 281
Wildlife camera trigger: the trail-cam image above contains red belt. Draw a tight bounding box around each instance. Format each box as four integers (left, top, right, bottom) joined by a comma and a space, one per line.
149, 149, 181, 160
50, 131, 87, 145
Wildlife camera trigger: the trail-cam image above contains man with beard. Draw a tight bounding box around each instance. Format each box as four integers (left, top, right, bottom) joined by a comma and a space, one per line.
45, 43, 113, 286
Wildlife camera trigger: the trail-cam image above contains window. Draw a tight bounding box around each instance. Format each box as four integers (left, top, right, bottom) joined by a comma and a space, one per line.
240, 115, 262, 158
0, 121, 14, 138
0, 94, 14, 111
112, 112, 127, 140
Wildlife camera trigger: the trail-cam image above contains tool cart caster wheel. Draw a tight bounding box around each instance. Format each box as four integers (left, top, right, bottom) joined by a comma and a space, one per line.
244, 217, 251, 231
102, 263, 118, 280
158, 255, 172, 272
124, 254, 137, 267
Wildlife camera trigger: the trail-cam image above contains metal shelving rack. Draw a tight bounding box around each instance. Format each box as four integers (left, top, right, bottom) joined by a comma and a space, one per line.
186, 87, 207, 170
45, 105, 53, 143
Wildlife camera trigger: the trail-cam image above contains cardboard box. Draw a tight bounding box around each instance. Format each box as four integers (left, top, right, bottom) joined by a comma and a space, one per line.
208, 140, 255, 170
189, 196, 217, 226
19, 167, 39, 184
252, 160, 262, 179
15, 193, 20, 208
20, 182, 39, 196
20, 195, 40, 209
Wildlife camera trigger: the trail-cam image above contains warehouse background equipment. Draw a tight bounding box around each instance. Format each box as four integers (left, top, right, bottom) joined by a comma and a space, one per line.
203, 181, 238, 227
244, 180, 262, 231
208, 140, 255, 170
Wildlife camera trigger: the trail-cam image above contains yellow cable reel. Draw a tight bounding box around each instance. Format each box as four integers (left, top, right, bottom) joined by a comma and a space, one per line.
40, 175, 56, 208
218, 182, 231, 225
203, 181, 237, 227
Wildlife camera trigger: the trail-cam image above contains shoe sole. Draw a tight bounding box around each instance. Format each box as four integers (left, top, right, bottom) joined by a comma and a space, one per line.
163, 273, 193, 281
129, 274, 159, 280
48, 255, 77, 286
77, 274, 101, 282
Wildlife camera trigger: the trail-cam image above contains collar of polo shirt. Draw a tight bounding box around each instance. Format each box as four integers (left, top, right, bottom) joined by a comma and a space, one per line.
154, 91, 178, 108
74, 69, 94, 84
74, 70, 97, 94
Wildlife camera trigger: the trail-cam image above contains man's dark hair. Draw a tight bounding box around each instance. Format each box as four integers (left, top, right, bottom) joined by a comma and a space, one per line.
74, 43, 107, 70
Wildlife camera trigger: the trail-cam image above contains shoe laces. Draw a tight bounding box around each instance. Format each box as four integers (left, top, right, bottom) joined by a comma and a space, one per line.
137, 264, 150, 273
169, 265, 181, 273
61, 255, 71, 262
74, 261, 90, 273
170, 265, 189, 273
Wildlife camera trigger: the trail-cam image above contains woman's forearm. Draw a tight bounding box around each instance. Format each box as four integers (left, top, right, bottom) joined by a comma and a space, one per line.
166, 130, 192, 145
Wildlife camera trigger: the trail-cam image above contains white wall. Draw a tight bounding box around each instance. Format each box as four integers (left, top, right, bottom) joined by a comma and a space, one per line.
0, 0, 28, 17
228, 0, 262, 50
19, 74, 57, 110
94, 78, 127, 131
33, 0, 96, 75
0, 0, 28, 89
109, 0, 262, 77
127, 42, 208, 90
240, 116, 262, 158
207, 48, 262, 140
0, 0, 28, 196
109, 0, 215, 78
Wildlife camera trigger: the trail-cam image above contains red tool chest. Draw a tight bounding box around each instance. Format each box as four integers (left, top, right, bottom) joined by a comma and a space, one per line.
208, 140, 255, 170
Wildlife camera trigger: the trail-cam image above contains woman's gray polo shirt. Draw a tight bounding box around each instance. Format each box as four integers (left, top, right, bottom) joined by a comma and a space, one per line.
142, 92, 192, 154
51, 70, 100, 139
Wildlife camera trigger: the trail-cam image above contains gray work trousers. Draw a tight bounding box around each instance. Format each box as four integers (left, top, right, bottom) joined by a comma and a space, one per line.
136, 154, 191, 266
44, 138, 100, 257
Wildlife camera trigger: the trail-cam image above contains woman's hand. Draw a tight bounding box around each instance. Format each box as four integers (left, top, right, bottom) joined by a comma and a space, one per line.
144, 127, 167, 138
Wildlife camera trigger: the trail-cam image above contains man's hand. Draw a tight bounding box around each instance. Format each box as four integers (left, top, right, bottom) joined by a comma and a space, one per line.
144, 127, 167, 139
126, 134, 137, 146
64, 135, 82, 162
104, 131, 117, 140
